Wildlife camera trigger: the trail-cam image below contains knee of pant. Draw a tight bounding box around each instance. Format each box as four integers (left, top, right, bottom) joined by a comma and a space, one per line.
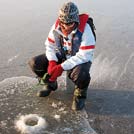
75, 72, 91, 89
79, 71, 91, 83
28, 58, 35, 69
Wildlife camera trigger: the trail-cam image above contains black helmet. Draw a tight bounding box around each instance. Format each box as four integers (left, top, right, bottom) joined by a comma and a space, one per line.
59, 2, 79, 23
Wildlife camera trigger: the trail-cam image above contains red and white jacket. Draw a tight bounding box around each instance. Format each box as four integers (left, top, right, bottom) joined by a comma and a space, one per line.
45, 14, 96, 71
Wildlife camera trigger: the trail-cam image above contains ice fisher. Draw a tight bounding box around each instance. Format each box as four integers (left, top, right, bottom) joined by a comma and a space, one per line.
28, 1, 96, 111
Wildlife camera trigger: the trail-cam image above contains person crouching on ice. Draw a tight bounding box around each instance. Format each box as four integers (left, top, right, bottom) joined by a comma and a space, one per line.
28, 2, 96, 111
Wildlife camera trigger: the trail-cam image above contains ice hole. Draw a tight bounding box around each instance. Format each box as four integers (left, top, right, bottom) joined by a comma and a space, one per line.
25, 117, 38, 126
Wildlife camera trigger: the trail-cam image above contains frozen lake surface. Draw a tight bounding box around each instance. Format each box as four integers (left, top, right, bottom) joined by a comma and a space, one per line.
0, 0, 134, 89
0, 0, 134, 133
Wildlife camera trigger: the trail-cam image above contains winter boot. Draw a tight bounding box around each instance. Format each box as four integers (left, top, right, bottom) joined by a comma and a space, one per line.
72, 87, 88, 111
37, 81, 58, 97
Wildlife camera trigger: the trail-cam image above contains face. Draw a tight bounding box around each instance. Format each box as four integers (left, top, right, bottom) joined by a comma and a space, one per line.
59, 21, 75, 36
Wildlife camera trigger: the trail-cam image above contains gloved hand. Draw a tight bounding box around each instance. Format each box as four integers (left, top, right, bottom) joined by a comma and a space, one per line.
49, 64, 63, 82
47, 60, 57, 75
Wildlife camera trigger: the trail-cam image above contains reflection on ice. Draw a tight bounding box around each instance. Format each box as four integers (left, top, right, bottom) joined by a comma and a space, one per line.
7, 54, 19, 64
91, 53, 134, 89
114, 53, 134, 89
91, 54, 119, 89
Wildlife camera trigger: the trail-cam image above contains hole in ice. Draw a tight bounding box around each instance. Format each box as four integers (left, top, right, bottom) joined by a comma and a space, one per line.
15, 114, 47, 134
25, 117, 38, 126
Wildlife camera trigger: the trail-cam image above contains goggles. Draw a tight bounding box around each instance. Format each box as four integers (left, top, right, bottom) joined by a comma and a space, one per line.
60, 21, 75, 27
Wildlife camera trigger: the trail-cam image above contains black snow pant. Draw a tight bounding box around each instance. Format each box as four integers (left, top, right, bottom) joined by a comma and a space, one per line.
28, 54, 91, 89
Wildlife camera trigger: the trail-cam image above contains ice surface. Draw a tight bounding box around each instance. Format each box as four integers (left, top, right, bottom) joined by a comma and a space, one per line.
0, 76, 97, 134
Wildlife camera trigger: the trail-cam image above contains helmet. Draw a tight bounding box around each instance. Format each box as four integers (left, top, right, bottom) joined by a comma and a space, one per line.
59, 2, 79, 24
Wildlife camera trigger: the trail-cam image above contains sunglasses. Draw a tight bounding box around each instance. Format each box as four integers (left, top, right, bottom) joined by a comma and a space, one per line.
60, 21, 75, 27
